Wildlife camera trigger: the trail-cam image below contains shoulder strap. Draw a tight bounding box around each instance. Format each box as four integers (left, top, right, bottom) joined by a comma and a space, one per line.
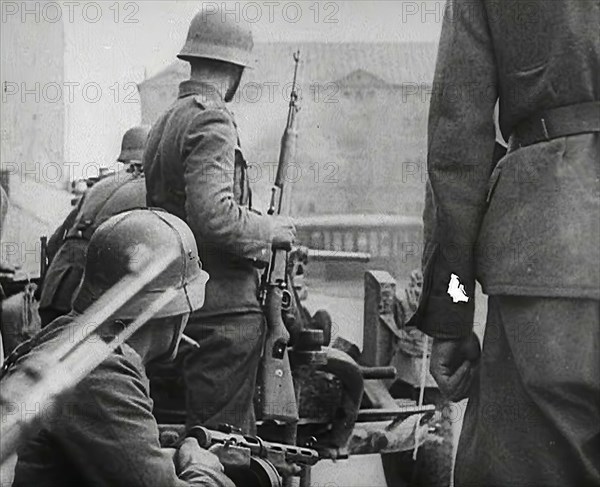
66, 172, 135, 240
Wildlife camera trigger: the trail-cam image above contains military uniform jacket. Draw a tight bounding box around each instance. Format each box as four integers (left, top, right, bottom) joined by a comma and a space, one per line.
413, 0, 599, 339
10, 314, 230, 487
143, 80, 272, 317
39, 170, 147, 313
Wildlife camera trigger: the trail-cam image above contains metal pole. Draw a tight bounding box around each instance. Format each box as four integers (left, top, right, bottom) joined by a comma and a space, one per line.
413, 335, 429, 461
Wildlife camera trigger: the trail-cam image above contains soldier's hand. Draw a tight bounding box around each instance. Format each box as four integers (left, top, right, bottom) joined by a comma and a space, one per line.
429, 333, 481, 402
175, 437, 225, 473
175, 438, 235, 487
270, 216, 296, 250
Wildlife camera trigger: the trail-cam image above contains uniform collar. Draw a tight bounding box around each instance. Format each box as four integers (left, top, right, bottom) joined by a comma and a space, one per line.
178, 79, 225, 102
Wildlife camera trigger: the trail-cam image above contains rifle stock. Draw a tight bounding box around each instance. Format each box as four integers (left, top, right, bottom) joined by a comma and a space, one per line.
261, 287, 297, 421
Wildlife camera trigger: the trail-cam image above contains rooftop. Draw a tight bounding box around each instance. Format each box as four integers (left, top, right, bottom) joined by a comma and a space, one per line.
139, 41, 438, 89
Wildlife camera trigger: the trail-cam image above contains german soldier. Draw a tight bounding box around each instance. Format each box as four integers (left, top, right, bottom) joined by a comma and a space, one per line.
38, 126, 150, 327
409, 1, 599, 485
5, 209, 234, 486
143, 7, 296, 434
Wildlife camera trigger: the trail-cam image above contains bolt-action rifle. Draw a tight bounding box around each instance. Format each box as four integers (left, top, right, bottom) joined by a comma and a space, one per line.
258, 51, 301, 436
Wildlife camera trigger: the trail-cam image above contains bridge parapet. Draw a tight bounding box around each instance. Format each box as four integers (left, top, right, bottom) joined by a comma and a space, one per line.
296, 214, 423, 281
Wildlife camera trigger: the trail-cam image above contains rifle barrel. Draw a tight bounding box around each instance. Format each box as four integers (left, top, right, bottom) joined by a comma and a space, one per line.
306, 249, 371, 263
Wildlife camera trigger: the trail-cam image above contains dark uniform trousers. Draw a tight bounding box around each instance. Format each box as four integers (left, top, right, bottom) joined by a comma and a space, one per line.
452, 133, 600, 487
181, 312, 265, 434
456, 297, 600, 487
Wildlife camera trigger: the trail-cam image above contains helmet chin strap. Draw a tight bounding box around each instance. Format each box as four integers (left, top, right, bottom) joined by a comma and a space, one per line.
225, 72, 243, 102
151, 314, 190, 365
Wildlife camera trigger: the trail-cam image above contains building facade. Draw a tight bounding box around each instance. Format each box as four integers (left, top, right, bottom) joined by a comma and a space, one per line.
138, 42, 436, 219
1, 11, 141, 274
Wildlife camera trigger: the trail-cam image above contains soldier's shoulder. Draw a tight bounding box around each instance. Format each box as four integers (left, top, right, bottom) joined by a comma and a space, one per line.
182, 89, 225, 112
81, 343, 146, 391
186, 97, 236, 136
74, 170, 134, 213
89, 169, 133, 191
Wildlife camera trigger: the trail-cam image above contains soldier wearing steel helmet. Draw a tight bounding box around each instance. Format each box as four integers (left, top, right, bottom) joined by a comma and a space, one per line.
409, 0, 599, 485
117, 125, 150, 167
7, 209, 234, 487
38, 125, 151, 327
143, 6, 296, 434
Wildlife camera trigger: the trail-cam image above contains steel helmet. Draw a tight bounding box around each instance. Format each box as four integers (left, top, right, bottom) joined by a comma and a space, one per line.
66, 169, 147, 240
177, 6, 253, 67
118, 126, 150, 163
72, 209, 209, 320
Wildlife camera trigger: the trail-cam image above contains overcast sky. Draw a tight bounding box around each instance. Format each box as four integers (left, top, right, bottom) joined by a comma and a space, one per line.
93, 1, 445, 78
4, 1, 444, 179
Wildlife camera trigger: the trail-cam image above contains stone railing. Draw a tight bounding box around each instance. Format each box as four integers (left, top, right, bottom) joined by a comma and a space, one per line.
296, 214, 423, 281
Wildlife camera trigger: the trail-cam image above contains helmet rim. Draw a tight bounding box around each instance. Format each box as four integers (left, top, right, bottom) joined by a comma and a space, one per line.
177, 7, 253, 68
72, 209, 208, 320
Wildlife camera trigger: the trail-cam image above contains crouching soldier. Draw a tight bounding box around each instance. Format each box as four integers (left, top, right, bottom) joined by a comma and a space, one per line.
38, 125, 150, 327
5, 208, 234, 487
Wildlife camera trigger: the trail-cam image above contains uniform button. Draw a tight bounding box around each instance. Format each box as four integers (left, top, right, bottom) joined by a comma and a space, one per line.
526, 267, 532, 274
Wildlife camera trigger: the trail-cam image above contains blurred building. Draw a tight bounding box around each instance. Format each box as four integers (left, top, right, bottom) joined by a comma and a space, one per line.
1, 11, 141, 274
138, 42, 437, 218
1, 14, 71, 273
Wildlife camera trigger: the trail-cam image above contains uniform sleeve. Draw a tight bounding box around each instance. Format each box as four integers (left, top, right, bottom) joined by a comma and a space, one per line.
410, 0, 498, 339
182, 107, 272, 262
52, 356, 227, 487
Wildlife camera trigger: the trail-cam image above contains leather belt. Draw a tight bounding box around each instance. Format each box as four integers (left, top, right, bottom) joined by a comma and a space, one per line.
509, 101, 600, 149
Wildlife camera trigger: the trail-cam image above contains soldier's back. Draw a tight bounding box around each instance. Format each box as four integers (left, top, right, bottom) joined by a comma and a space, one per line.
143, 82, 233, 221
474, 0, 600, 297
484, 0, 599, 136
